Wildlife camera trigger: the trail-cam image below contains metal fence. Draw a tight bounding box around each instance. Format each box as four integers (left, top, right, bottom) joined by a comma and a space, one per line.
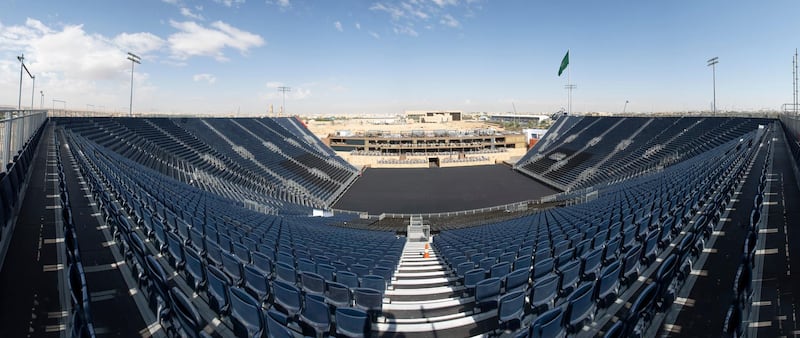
1, 110, 48, 169
780, 112, 800, 143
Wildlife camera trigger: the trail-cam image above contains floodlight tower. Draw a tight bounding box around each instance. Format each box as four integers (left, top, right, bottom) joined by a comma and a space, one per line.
18, 54, 33, 110
40, 91, 44, 109
623, 100, 629, 114
707, 57, 719, 115
278, 86, 291, 116
127, 52, 141, 117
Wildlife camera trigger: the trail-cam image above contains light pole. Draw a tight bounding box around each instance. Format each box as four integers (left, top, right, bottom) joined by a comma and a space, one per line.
40, 91, 44, 109
278, 86, 291, 116
707, 57, 719, 115
31, 76, 35, 110
623, 100, 629, 114
127, 52, 141, 117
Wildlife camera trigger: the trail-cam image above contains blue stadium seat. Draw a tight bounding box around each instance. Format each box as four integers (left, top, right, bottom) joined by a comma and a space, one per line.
475, 277, 502, 312
324, 281, 351, 310
300, 271, 326, 296
564, 283, 595, 333
251, 251, 274, 278
530, 273, 558, 314
316, 263, 337, 282
596, 261, 622, 308
491, 262, 511, 279
335, 307, 370, 338
504, 268, 530, 294
273, 280, 303, 318
243, 264, 270, 305
624, 283, 657, 337
621, 244, 642, 286
205, 265, 231, 316
557, 259, 580, 296
353, 287, 383, 322
361, 275, 387, 295
266, 309, 294, 338
168, 287, 204, 338
580, 247, 603, 281
275, 261, 297, 285
464, 268, 486, 296
530, 306, 565, 338
299, 294, 331, 337
220, 250, 243, 286
183, 247, 206, 291
229, 286, 265, 338
533, 257, 554, 280
498, 291, 525, 332
336, 270, 360, 289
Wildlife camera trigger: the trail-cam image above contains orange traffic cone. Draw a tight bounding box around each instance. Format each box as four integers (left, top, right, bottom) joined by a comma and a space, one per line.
423, 247, 430, 259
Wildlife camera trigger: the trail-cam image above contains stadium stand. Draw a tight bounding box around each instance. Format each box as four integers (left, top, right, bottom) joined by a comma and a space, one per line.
3, 113, 799, 337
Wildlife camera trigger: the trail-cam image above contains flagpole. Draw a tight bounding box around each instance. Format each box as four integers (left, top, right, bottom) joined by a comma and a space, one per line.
568, 52, 571, 115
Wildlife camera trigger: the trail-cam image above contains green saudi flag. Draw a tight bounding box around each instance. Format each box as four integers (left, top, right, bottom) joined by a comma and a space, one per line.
558, 50, 569, 76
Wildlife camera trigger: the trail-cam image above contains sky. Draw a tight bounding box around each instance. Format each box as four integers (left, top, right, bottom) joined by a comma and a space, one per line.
0, 0, 797, 115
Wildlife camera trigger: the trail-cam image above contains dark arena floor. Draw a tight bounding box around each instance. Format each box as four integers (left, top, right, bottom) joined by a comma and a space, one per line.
333, 165, 559, 214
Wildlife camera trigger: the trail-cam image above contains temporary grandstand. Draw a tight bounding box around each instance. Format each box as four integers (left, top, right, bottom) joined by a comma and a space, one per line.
1, 110, 799, 338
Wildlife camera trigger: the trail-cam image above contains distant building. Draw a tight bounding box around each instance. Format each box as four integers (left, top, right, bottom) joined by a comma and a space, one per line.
488, 113, 550, 124
404, 110, 462, 123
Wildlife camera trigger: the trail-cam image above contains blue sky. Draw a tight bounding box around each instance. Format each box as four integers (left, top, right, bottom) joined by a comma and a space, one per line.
0, 0, 797, 115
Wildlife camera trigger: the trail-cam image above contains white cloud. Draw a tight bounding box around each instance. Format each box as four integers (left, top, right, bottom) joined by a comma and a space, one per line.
355, 22, 361, 30
167, 20, 265, 61
370, 0, 479, 36
440, 14, 460, 27
0, 18, 159, 110
368, 31, 380, 39
393, 25, 418, 37
213, 0, 245, 7
193, 73, 216, 84
334, 21, 343, 32
113, 32, 165, 54
268, 0, 291, 9
432, 0, 459, 7
180, 7, 204, 20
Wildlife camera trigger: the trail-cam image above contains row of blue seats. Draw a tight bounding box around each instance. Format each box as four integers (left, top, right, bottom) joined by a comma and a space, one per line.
55, 133, 98, 338
64, 127, 400, 337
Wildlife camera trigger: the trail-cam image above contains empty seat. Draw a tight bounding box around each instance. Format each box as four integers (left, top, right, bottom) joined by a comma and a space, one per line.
316, 263, 336, 281
464, 268, 485, 296
491, 262, 511, 279
183, 247, 206, 291
557, 259, 580, 296
475, 277, 502, 312
229, 286, 264, 338
251, 251, 274, 278
335, 307, 370, 338
273, 280, 303, 318
324, 281, 351, 309
300, 271, 326, 296
206, 262, 231, 315
337, 270, 360, 289
220, 250, 243, 285
242, 264, 270, 305
353, 287, 383, 322
498, 291, 525, 332
533, 257, 554, 280
565, 283, 595, 333
722, 302, 742, 337
266, 309, 294, 338
621, 244, 642, 286
530, 273, 559, 315
580, 247, 603, 281
596, 261, 622, 308
624, 283, 657, 337
504, 268, 530, 294
299, 294, 331, 337
361, 275, 387, 295
275, 261, 297, 284
168, 287, 204, 338
530, 306, 565, 338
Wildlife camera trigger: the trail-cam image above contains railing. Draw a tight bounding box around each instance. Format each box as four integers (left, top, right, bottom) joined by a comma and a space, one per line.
1, 109, 48, 168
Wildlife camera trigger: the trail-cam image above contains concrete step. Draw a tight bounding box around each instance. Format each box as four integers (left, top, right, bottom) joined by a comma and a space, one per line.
386, 285, 465, 301
382, 297, 475, 319
395, 270, 448, 278
373, 311, 498, 336
392, 276, 457, 289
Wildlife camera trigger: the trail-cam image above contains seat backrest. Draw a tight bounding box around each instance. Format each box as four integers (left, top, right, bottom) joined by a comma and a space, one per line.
242, 264, 269, 301
498, 290, 525, 322
475, 277, 502, 303
533, 306, 564, 338
266, 309, 293, 338
464, 268, 486, 289
273, 280, 302, 316
300, 271, 326, 296
491, 262, 511, 279
353, 287, 383, 312
168, 287, 203, 338
533, 257, 554, 280
324, 281, 351, 307
504, 268, 529, 293
335, 307, 369, 338
337, 271, 360, 289
275, 261, 297, 284
229, 286, 264, 338
361, 275, 386, 294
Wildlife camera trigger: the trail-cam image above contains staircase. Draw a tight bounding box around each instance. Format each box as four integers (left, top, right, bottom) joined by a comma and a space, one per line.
374, 239, 498, 337
407, 215, 429, 242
